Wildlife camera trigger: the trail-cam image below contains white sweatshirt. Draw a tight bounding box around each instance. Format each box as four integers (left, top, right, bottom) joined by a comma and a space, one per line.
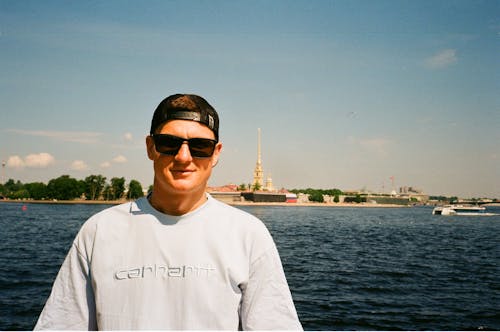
35, 194, 302, 330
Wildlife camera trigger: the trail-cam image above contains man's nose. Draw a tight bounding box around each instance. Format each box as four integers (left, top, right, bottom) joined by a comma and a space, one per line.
174, 142, 193, 162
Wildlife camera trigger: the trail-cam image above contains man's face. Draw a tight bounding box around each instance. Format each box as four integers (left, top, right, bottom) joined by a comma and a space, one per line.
146, 120, 222, 196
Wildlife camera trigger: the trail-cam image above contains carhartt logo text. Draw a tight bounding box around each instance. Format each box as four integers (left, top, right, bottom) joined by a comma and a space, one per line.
114, 264, 216, 280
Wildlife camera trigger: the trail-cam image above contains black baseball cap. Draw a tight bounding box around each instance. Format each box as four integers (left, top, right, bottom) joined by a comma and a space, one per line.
150, 94, 219, 140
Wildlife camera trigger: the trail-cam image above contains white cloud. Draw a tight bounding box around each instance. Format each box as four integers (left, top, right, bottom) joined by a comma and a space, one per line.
71, 160, 89, 171
6, 153, 55, 169
100, 161, 111, 168
6, 155, 25, 169
112, 155, 127, 163
99, 155, 127, 169
8, 129, 103, 144
123, 132, 133, 142
25, 153, 55, 168
424, 49, 458, 69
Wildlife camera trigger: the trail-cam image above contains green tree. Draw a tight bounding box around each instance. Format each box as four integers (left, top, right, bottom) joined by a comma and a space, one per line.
352, 194, 367, 203
11, 189, 30, 199
84, 175, 106, 200
127, 179, 144, 199
237, 183, 247, 191
290, 188, 343, 196
25, 182, 48, 200
110, 177, 126, 200
252, 182, 262, 191
103, 184, 113, 201
354, 194, 362, 203
3, 179, 23, 197
325, 188, 343, 196
333, 194, 340, 203
47, 175, 83, 200
308, 191, 324, 203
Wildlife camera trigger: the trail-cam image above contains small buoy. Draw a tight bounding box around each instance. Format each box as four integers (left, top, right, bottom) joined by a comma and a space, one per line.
22, 205, 27, 211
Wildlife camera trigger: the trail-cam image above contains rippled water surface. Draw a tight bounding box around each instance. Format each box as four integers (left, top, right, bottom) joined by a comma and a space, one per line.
1, 202, 499, 330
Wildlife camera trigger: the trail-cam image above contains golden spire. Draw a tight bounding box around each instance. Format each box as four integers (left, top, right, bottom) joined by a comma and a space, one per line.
252, 128, 264, 190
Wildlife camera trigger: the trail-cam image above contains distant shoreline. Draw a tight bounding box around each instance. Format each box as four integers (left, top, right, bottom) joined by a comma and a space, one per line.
0, 198, 407, 208
230, 201, 408, 208
2, 199, 498, 208
0, 199, 124, 205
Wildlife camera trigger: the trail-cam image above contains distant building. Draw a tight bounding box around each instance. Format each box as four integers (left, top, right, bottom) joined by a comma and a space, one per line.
399, 186, 423, 194
398, 185, 429, 202
252, 128, 264, 189
252, 128, 276, 192
207, 184, 242, 204
241, 192, 286, 203
285, 193, 297, 203
265, 173, 274, 192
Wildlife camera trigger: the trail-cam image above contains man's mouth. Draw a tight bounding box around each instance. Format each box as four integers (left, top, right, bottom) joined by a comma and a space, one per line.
172, 169, 194, 175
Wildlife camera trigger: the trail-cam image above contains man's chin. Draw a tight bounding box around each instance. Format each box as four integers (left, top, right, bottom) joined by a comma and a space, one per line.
167, 179, 201, 193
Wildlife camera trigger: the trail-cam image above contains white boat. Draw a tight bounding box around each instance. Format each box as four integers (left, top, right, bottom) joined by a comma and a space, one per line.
432, 204, 496, 216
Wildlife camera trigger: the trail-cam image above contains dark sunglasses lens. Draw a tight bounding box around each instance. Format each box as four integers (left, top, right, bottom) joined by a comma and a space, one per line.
153, 135, 216, 158
188, 138, 216, 158
154, 135, 183, 155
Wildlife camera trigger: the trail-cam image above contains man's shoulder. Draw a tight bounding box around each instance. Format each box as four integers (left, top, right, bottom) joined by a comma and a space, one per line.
74, 198, 148, 245
79, 198, 145, 230
89, 199, 139, 220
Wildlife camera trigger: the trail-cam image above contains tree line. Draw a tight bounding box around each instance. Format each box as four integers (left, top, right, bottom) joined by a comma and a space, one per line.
289, 188, 344, 203
0, 175, 149, 201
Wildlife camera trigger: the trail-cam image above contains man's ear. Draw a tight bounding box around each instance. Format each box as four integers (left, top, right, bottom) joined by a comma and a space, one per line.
146, 135, 156, 161
211, 142, 222, 167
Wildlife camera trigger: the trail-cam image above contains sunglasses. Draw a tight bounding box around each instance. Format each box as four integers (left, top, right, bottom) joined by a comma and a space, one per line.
151, 134, 218, 158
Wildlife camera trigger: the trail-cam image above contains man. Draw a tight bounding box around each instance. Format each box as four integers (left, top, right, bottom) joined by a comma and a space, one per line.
35, 94, 302, 330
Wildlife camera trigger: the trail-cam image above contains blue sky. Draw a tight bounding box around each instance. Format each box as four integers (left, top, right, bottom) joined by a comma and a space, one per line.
1, 0, 499, 198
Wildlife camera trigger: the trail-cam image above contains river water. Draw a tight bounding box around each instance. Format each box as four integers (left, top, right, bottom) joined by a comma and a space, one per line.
1, 202, 499, 330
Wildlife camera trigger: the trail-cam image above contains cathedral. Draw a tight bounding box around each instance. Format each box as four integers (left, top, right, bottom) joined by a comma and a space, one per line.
252, 128, 274, 192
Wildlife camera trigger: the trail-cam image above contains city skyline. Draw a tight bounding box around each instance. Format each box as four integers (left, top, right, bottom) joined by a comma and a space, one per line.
1, 0, 499, 198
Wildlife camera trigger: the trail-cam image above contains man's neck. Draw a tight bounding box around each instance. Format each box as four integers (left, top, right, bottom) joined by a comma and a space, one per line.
148, 188, 208, 216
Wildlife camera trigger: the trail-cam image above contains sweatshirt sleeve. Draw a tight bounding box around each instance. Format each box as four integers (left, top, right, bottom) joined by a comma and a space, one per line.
34, 241, 97, 330
239, 245, 303, 330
